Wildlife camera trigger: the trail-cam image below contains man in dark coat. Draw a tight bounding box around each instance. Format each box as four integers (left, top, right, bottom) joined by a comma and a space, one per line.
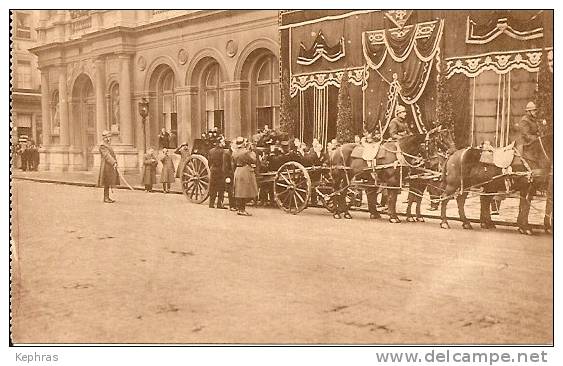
329, 139, 352, 219
20, 142, 29, 171
97, 130, 120, 203
387, 105, 410, 140
515, 101, 543, 153
223, 143, 237, 211
208, 138, 227, 209
158, 128, 170, 149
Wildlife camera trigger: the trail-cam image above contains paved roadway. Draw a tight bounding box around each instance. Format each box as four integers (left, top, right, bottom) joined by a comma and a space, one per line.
11, 180, 553, 344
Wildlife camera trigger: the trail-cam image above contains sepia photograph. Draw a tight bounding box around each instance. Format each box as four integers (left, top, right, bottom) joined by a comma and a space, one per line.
9, 6, 554, 355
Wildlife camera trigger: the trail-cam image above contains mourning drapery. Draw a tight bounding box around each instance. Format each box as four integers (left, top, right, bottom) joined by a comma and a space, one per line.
362, 19, 444, 134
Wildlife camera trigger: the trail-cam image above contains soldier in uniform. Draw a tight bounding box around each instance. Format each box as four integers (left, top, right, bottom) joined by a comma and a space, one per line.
97, 130, 120, 203
224, 142, 237, 211
208, 138, 227, 209
329, 139, 352, 219
233, 137, 258, 216
387, 105, 410, 140
174, 142, 190, 179
515, 101, 543, 153
142, 148, 158, 192
159, 148, 176, 193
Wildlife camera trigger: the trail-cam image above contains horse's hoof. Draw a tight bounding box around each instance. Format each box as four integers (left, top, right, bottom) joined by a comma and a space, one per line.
416, 217, 425, 222
545, 227, 552, 234
370, 213, 380, 220
440, 222, 450, 229
389, 217, 401, 224
525, 229, 534, 236
480, 222, 495, 229
406, 216, 415, 222
462, 222, 473, 230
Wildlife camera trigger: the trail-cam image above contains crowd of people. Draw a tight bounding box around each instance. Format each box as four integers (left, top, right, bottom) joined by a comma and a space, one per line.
13, 140, 40, 171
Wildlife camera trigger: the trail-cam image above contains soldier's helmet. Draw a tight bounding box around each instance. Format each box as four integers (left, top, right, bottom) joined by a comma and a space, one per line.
525, 101, 537, 111
395, 105, 407, 115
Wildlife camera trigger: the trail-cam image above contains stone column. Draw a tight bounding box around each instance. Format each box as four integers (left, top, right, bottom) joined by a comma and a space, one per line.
58, 65, 70, 146
94, 58, 107, 143
40, 70, 51, 146
118, 54, 133, 145
222, 81, 249, 139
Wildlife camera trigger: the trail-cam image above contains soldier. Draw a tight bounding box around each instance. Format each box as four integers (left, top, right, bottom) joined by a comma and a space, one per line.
174, 142, 190, 179
142, 148, 158, 192
515, 101, 543, 153
387, 105, 410, 140
329, 139, 352, 220
208, 138, 227, 209
97, 130, 120, 203
224, 141, 237, 211
159, 148, 175, 193
232, 137, 258, 216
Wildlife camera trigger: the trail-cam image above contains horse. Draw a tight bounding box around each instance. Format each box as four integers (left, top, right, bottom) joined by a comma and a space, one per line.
405, 128, 457, 222
439, 133, 552, 234
335, 131, 435, 223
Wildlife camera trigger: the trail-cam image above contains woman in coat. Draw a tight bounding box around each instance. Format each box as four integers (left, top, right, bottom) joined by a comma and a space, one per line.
174, 142, 190, 179
160, 148, 176, 193
232, 137, 258, 216
142, 148, 158, 192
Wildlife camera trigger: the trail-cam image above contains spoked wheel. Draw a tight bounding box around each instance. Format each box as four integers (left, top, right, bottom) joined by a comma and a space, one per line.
181, 154, 210, 203
274, 161, 311, 214
320, 186, 362, 213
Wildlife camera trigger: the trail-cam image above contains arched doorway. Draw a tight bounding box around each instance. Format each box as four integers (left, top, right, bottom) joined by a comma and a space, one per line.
70, 74, 95, 170
240, 49, 279, 136
148, 64, 177, 149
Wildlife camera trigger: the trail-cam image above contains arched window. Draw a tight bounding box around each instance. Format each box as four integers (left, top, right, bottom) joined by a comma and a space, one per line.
51, 90, 60, 135
255, 55, 279, 130
158, 70, 177, 147
204, 63, 224, 133
109, 83, 120, 133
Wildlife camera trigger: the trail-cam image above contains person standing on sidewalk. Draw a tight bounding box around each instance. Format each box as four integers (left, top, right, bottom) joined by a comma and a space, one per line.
224, 141, 237, 211
232, 137, 258, 216
97, 130, 120, 203
142, 148, 158, 192
174, 142, 190, 179
208, 138, 227, 209
160, 148, 175, 193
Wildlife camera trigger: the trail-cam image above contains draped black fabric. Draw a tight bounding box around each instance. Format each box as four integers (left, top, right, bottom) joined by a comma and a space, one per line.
384, 26, 417, 59
297, 32, 345, 65
447, 74, 471, 147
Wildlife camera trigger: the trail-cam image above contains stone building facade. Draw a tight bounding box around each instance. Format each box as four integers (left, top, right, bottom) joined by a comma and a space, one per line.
11, 10, 42, 146
30, 10, 280, 172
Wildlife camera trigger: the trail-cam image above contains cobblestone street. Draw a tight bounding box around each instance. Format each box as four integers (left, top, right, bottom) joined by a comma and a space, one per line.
11, 180, 552, 344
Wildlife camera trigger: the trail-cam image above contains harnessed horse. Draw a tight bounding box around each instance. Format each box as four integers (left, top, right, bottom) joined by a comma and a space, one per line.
439, 133, 552, 234
334, 127, 442, 222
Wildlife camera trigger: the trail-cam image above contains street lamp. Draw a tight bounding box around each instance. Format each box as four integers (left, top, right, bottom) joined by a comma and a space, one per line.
138, 97, 149, 153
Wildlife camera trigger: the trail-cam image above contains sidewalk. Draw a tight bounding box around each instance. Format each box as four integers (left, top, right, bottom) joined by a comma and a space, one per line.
12, 169, 548, 228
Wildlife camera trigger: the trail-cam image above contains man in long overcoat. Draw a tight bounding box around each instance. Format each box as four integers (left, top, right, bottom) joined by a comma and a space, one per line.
97, 130, 120, 203
232, 137, 258, 216
160, 148, 175, 193
174, 142, 190, 179
142, 148, 158, 192
208, 139, 227, 209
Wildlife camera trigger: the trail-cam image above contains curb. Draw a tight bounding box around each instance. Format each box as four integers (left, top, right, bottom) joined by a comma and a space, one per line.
13, 176, 547, 231
12, 176, 183, 195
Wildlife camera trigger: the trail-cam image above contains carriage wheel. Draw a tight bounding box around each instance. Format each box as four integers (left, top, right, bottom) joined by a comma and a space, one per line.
181, 154, 210, 204
274, 161, 311, 214
320, 186, 362, 213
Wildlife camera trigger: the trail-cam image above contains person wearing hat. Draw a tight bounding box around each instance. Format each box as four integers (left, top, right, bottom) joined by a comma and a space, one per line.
97, 130, 120, 203
208, 138, 227, 209
387, 105, 410, 140
224, 140, 237, 211
159, 148, 176, 193
142, 147, 158, 192
515, 101, 542, 154
174, 142, 190, 179
232, 137, 258, 216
